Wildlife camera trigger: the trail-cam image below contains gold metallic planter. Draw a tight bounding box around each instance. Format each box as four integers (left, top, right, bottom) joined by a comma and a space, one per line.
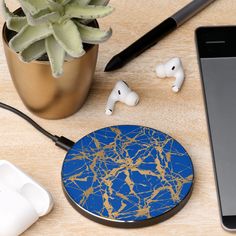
2, 23, 98, 119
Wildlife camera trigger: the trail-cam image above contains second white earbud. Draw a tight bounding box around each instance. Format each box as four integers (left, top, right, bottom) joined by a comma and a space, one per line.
155, 57, 185, 93
105, 80, 139, 115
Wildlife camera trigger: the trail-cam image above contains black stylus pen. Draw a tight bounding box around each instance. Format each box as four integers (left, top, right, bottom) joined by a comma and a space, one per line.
105, 0, 215, 72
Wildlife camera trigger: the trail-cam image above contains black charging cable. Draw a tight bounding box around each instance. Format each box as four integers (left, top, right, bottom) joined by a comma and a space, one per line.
0, 102, 75, 151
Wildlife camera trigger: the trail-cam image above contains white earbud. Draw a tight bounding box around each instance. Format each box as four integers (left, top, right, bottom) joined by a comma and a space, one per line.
155, 57, 185, 93
105, 80, 139, 115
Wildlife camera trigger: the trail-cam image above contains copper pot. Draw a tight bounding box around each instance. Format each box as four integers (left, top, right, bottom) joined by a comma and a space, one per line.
2, 20, 98, 119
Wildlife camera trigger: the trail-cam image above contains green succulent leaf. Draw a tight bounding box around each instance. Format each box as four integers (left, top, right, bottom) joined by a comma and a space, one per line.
48, 0, 63, 13
89, 0, 109, 6
9, 24, 52, 52
75, 21, 112, 44
79, 0, 110, 24
46, 35, 65, 78
65, 4, 114, 20
19, 0, 50, 15
1, 0, 27, 32
19, 0, 60, 26
20, 39, 46, 62
64, 53, 74, 61
52, 20, 85, 57
56, 0, 72, 5
1, 0, 13, 18
6, 17, 28, 32
72, 0, 91, 5
26, 10, 60, 26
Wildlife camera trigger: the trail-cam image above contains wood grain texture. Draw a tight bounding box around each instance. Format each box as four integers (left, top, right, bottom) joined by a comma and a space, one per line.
0, 0, 234, 235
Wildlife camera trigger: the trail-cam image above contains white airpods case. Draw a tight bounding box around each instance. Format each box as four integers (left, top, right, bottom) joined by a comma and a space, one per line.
0, 160, 53, 236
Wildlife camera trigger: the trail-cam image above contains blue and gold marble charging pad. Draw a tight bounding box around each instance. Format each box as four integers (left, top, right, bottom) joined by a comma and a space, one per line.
62, 125, 194, 227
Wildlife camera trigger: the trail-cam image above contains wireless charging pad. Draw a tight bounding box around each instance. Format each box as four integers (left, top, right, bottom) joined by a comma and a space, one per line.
62, 125, 194, 228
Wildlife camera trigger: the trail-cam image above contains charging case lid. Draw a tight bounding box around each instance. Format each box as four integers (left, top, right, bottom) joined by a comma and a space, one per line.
0, 160, 53, 217
62, 125, 194, 227
0, 160, 53, 235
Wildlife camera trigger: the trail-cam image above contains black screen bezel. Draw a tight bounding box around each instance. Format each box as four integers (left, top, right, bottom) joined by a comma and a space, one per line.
196, 26, 236, 231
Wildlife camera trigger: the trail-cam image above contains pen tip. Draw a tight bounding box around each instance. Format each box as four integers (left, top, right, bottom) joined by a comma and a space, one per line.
104, 56, 123, 72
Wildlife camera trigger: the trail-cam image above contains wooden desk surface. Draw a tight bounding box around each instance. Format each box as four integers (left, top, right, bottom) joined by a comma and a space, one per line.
0, 0, 235, 235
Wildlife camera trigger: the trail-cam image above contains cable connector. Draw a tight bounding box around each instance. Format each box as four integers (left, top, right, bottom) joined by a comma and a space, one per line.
0, 102, 76, 152
54, 136, 75, 151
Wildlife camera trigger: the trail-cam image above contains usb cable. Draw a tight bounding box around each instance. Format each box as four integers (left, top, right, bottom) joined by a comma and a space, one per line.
0, 102, 75, 151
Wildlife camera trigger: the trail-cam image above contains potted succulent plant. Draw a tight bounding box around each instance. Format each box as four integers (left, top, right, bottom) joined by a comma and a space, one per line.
1, 0, 113, 119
